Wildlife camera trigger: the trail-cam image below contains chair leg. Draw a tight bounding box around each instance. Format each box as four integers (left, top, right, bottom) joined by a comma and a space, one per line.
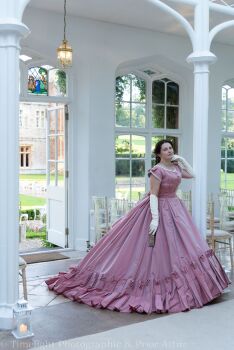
21, 267, 28, 300
229, 237, 234, 269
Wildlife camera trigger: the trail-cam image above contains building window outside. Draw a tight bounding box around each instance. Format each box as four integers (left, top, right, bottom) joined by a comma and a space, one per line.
20, 146, 31, 168
115, 73, 180, 201
221, 83, 234, 190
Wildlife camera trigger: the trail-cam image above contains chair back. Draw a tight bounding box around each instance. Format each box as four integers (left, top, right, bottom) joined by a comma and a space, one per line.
218, 192, 230, 228
220, 189, 234, 209
177, 189, 192, 213
90, 196, 135, 245
207, 196, 215, 249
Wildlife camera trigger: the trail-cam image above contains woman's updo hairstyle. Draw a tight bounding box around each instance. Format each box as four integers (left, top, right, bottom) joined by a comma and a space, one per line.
153, 139, 174, 165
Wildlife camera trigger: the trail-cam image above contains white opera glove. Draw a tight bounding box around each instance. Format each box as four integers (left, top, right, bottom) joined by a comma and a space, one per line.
171, 154, 195, 178
149, 194, 159, 235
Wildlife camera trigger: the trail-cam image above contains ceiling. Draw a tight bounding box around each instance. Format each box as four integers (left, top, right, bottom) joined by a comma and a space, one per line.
28, 0, 234, 46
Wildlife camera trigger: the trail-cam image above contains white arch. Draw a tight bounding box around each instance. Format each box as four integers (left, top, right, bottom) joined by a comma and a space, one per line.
166, 0, 197, 4
147, 0, 195, 47
19, 0, 32, 20
209, 20, 234, 48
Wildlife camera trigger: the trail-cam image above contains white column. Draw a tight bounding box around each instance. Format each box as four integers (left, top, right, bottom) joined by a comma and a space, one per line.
187, 53, 216, 238
185, 0, 217, 238
0, 20, 29, 330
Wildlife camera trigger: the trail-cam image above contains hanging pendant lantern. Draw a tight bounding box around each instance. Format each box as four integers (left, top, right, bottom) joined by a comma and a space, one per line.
57, 0, 73, 68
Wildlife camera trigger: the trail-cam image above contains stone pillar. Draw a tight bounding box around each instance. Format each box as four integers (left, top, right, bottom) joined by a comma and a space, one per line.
0, 19, 29, 330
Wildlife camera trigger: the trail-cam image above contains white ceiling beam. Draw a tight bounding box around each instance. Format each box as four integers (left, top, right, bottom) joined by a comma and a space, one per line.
209, 19, 234, 47
164, 0, 197, 5
147, 0, 194, 46
209, 2, 234, 16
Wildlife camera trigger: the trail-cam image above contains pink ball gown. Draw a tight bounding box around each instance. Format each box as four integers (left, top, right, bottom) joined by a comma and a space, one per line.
45, 164, 231, 314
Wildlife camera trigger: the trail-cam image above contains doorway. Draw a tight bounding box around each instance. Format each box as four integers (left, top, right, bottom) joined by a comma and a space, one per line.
19, 102, 69, 252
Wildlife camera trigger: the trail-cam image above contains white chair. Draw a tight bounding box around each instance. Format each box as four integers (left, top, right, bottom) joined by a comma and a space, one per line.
19, 256, 28, 300
218, 192, 234, 233
176, 189, 192, 214
90, 196, 136, 246
92, 196, 110, 243
206, 193, 220, 228
206, 199, 233, 268
109, 198, 135, 226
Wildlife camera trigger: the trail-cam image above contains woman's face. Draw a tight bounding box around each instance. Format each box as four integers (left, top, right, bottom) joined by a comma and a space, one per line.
158, 142, 174, 162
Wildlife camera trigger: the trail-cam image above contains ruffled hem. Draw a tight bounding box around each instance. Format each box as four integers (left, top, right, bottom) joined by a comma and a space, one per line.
45, 248, 231, 314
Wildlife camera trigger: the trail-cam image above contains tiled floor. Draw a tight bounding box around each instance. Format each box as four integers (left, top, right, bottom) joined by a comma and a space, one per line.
0, 248, 233, 350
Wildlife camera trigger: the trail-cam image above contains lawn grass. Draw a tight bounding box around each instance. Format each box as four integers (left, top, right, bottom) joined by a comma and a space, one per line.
26, 230, 46, 239
220, 172, 234, 189
18, 173, 234, 207
20, 174, 46, 181
19, 194, 46, 209
20, 174, 63, 181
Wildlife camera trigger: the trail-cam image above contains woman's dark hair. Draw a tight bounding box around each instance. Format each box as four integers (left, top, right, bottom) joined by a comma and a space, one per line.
153, 139, 174, 164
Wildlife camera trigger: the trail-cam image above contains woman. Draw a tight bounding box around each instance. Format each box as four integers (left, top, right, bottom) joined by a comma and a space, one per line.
45, 139, 231, 314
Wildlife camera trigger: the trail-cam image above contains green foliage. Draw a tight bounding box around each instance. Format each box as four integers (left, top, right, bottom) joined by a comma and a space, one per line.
116, 159, 145, 177
20, 209, 40, 220
41, 213, 47, 224
55, 70, 66, 95
115, 76, 129, 104
115, 74, 146, 128
115, 138, 130, 155
115, 74, 146, 104
133, 77, 146, 102
26, 230, 46, 239
41, 237, 57, 248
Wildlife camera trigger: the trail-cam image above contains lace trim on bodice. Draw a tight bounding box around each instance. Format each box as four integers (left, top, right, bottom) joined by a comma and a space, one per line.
156, 164, 177, 173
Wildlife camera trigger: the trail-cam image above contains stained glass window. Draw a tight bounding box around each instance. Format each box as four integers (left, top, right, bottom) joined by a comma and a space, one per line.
28, 67, 48, 95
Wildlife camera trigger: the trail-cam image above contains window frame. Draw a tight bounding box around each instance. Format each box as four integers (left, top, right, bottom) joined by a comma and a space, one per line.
115, 69, 182, 200
221, 81, 234, 190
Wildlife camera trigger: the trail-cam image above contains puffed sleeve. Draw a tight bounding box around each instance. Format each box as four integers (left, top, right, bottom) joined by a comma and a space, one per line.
147, 166, 162, 182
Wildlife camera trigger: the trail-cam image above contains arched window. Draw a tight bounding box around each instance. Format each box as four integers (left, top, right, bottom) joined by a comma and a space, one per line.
28, 67, 48, 95
27, 66, 67, 97
221, 82, 234, 189
115, 72, 180, 201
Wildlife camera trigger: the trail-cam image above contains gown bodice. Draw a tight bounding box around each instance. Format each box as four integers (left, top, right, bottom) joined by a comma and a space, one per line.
148, 164, 182, 198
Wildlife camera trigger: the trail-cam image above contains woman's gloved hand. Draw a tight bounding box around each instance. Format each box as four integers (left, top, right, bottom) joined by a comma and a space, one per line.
171, 154, 195, 177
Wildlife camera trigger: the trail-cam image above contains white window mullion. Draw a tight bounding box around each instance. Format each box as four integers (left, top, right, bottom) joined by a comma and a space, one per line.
146, 77, 152, 183
164, 81, 167, 129
130, 134, 132, 201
